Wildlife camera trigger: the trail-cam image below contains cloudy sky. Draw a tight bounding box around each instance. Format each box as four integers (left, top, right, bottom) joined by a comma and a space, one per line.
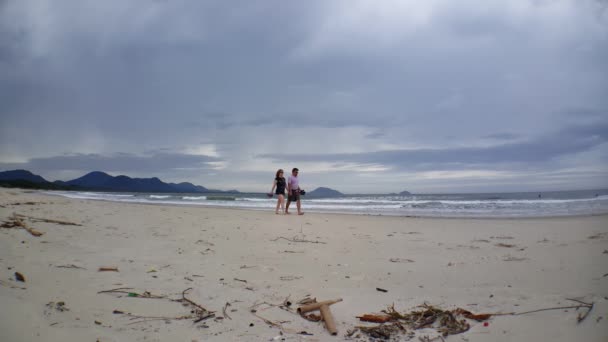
1, 0, 607, 193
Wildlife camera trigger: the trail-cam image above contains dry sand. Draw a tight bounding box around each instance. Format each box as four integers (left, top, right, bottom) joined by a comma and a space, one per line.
1, 188, 607, 341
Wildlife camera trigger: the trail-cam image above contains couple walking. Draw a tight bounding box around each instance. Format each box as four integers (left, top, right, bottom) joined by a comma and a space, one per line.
270, 168, 304, 215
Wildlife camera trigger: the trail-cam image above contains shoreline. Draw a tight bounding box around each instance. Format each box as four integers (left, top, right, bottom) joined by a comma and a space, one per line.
1, 188, 607, 341
40, 189, 608, 220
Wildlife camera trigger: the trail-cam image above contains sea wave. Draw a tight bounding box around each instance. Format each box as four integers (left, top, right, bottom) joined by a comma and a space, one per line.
43, 190, 608, 218
149, 195, 171, 199
182, 196, 207, 200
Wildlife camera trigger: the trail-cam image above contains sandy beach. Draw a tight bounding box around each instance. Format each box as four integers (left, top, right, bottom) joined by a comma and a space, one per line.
1, 188, 607, 341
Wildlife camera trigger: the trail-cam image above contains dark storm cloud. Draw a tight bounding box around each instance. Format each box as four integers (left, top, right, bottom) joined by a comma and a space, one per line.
481, 133, 520, 141
0, 1, 607, 192
259, 121, 608, 171
0, 152, 221, 173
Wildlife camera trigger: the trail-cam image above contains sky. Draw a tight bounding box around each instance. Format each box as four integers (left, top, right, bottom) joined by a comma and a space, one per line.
1, 0, 607, 194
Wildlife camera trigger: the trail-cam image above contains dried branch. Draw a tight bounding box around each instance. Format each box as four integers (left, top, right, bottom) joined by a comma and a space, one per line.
98, 287, 134, 294
510, 299, 594, 323
270, 236, 326, 244
14, 213, 81, 226
98, 287, 166, 299
223, 302, 232, 320
1, 214, 44, 236
55, 264, 86, 270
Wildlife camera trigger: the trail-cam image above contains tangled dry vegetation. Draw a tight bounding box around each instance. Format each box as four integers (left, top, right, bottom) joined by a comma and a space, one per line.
352, 304, 488, 339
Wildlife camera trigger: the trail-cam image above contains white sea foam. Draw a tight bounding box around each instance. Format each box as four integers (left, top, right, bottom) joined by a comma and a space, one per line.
182, 196, 207, 200
149, 195, 170, 199
44, 190, 608, 218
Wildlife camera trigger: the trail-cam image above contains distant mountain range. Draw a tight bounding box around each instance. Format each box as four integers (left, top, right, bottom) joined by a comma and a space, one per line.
0, 169, 236, 194
0, 169, 409, 197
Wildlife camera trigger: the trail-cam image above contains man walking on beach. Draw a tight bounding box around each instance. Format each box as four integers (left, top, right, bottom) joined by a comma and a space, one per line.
286, 168, 304, 215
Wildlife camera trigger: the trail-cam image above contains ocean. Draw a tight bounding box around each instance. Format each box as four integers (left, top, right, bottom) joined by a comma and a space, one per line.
46, 189, 608, 218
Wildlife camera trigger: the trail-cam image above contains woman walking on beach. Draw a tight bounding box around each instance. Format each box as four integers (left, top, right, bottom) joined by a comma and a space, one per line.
270, 169, 286, 214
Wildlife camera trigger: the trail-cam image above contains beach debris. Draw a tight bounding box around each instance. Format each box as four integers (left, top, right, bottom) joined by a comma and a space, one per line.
354, 304, 492, 339
297, 298, 343, 335
356, 322, 408, 340
509, 298, 594, 323
357, 314, 393, 323
270, 235, 327, 244
1, 213, 44, 236
376, 287, 388, 293
109, 287, 215, 325
14, 271, 25, 282
297, 295, 316, 305
6, 202, 42, 206
503, 256, 528, 262
234, 278, 247, 283
55, 264, 86, 270
45, 301, 69, 315
223, 302, 232, 320
354, 298, 595, 339
98, 266, 119, 272
490, 236, 514, 240
389, 258, 415, 263
587, 232, 607, 240
98, 287, 166, 299
495, 243, 516, 248
14, 213, 81, 226
249, 302, 293, 332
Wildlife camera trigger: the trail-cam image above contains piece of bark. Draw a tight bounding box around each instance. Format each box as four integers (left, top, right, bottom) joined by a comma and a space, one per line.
357, 314, 393, 323
98, 267, 119, 272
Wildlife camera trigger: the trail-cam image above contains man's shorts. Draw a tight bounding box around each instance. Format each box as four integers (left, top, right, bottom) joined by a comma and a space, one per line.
288, 190, 300, 202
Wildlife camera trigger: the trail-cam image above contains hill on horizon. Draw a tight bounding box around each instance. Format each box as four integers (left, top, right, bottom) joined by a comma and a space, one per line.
0, 169, 224, 194
307, 187, 344, 198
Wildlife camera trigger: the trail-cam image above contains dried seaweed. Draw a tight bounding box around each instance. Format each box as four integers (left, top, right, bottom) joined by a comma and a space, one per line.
355, 304, 490, 339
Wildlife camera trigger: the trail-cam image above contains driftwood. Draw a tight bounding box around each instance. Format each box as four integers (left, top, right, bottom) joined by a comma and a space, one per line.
270, 235, 327, 244
55, 264, 86, 270
14, 213, 81, 226
1, 214, 44, 236
298, 298, 343, 336
98, 267, 119, 272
